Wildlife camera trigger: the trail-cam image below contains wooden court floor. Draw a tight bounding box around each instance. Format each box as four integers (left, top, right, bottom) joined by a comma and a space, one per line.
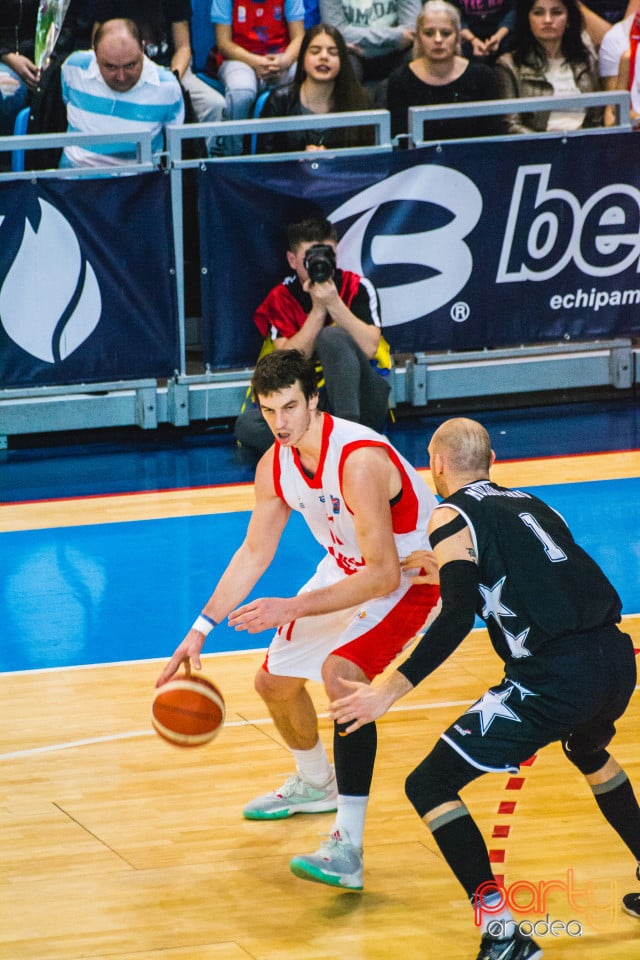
1, 452, 639, 960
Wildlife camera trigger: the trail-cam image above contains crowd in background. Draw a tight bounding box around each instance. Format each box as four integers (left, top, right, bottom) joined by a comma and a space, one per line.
1, 0, 639, 168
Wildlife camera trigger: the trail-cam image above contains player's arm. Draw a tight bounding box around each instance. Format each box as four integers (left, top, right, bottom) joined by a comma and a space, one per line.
229, 446, 401, 632
156, 452, 290, 685
329, 506, 479, 730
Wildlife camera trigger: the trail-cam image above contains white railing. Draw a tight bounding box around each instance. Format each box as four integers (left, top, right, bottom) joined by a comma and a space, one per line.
0, 90, 636, 440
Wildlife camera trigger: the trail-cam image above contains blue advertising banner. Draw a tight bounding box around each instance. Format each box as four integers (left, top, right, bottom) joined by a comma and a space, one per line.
198, 132, 640, 369
0, 173, 179, 388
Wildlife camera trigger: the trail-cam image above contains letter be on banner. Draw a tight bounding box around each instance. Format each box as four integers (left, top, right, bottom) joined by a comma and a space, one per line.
575, 186, 640, 276
496, 165, 580, 283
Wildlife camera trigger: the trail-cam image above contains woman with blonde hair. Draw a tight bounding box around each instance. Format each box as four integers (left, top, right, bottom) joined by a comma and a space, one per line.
386, 0, 502, 140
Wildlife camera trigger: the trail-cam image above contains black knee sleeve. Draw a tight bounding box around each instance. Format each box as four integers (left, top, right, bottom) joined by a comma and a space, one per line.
333, 720, 377, 795
562, 735, 611, 776
405, 739, 479, 819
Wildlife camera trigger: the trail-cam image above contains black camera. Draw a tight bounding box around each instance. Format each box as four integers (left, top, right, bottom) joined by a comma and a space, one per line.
303, 244, 336, 283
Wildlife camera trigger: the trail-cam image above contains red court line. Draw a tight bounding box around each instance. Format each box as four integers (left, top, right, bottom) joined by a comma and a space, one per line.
488, 756, 539, 878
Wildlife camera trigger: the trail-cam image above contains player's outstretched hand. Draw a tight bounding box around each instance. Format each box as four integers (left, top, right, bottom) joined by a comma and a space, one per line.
401, 550, 439, 584
228, 596, 294, 633
328, 678, 392, 733
155, 629, 205, 688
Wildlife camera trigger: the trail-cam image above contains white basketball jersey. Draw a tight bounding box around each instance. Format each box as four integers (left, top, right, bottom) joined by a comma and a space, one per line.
272, 415, 436, 578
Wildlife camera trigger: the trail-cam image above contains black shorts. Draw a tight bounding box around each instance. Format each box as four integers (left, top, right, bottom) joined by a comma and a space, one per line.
440, 626, 636, 774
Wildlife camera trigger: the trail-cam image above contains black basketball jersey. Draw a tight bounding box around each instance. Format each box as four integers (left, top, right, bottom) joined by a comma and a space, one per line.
442, 481, 622, 667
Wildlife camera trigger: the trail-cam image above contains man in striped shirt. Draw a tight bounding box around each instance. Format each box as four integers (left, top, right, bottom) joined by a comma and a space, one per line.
60, 18, 184, 168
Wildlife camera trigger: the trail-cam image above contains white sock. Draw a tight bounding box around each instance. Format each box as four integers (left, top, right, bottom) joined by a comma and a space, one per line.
477, 892, 516, 937
333, 794, 368, 849
291, 740, 332, 787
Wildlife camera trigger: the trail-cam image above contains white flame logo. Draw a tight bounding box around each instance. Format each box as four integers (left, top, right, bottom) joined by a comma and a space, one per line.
330, 165, 482, 328
0, 199, 102, 362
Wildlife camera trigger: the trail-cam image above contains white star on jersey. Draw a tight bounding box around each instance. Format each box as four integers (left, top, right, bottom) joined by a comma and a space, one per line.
465, 687, 521, 734
503, 626, 532, 659
479, 577, 516, 628
508, 679, 538, 701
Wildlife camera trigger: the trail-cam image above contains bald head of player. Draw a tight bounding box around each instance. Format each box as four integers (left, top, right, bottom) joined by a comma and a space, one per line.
428, 417, 495, 499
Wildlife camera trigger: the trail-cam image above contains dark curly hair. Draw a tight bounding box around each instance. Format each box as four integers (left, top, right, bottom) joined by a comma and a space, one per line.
511, 0, 591, 69
252, 349, 318, 402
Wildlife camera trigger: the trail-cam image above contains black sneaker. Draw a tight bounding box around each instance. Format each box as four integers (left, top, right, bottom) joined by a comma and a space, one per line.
621, 864, 640, 918
476, 932, 543, 960
622, 892, 640, 918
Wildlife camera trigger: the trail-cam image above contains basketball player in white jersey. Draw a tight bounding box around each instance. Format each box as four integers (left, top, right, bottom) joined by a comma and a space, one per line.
157, 349, 440, 889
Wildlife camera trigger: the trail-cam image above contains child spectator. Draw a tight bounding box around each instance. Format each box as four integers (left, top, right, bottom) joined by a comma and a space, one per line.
256, 23, 373, 152
453, 0, 516, 61
210, 0, 304, 151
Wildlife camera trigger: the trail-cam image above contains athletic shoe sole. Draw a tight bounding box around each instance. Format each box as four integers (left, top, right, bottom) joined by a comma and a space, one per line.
243, 800, 338, 820
289, 857, 363, 890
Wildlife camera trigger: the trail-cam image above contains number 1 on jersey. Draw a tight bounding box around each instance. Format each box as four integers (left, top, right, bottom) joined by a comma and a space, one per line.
518, 512, 567, 562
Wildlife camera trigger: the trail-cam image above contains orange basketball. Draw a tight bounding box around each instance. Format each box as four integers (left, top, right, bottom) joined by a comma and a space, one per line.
152, 674, 225, 748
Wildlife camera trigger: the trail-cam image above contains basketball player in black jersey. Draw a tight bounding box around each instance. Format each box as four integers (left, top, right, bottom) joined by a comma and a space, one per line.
330, 417, 640, 960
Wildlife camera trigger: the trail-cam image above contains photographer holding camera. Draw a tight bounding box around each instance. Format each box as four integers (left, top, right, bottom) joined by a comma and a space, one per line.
235, 217, 392, 456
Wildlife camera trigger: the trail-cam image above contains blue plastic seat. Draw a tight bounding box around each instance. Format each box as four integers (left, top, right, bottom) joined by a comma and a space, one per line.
195, 72, 225, 96
191, 0, 224, 94
248, 89, 272, 154
12, 106, 30, 172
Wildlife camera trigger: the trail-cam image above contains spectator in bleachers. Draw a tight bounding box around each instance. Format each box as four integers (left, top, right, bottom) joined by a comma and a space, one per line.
386, 1, 502, 141
91, 1, 226, 149
577, 3, 612, 49
320, 0, 420, 88
599, 10, 639, 123
581, 0, 637, 28
210, 0, 305, 152
0, 0, 78, 135
604, 11, 640, 124
60, 18, 184, 169
495, 0, 603, 133
454, 0, 516, 61
234, 217, 391, 456
304, 0, 322, 29
256, 23, 373, 152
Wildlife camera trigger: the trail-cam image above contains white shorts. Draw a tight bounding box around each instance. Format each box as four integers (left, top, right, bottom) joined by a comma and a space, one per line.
263, 557, 440, 683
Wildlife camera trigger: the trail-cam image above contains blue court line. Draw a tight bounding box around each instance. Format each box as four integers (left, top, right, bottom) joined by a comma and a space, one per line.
1, 478, 638, 673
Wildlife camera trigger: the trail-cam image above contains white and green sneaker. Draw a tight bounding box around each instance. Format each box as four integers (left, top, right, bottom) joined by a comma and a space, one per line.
290, 829, 364, 890
242, 771, 338, 821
